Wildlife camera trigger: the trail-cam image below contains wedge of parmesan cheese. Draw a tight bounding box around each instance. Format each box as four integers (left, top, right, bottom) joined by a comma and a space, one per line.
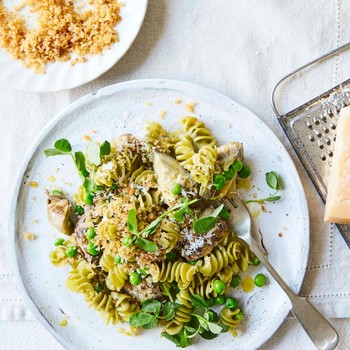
324, 105, 350, 223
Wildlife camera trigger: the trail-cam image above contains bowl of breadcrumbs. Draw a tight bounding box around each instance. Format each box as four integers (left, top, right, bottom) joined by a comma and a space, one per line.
0, 0, 123, 73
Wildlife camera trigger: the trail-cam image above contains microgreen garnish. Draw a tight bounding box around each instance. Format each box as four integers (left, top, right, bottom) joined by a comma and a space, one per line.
100, 141, 111, 157
193, 204, 224, 234
86, 142, 101, 166
173, 197, 195, 223
245, 171, 282, 204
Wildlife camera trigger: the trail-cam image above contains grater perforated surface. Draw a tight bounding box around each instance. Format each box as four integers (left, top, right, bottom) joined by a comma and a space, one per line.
278, 79, 350, 247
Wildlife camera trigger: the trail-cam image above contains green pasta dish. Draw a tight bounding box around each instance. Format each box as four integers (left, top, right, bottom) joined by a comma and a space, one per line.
45, 116, 261, 347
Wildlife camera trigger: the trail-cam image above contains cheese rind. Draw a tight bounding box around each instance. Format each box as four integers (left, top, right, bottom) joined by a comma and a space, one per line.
324, 105, 350, 223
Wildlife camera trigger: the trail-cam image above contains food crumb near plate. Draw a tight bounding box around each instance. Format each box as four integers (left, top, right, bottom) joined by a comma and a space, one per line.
32, 219, 39, 224
23, 232, 37, 240
278, 232, 283, 238
145, 101, 152, 106
31, 196, 36, 201
174, 98, 182, 104
28, 181, 39, 188
184, 101, 196, 113
252, 209, 261, 219
59, 318, 68, 327
48, 175, 56, 182
83, 135, 91, 142
237, 178, 251, 191
159, 110, 167, 120
261, 205, 267, 213
241, 276, 255, 293
91, 130, 97, 134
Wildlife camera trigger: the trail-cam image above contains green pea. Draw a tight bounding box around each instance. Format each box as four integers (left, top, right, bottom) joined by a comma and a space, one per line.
54, 238, 65, 246
230, 275, 241, 288
226, 297, 239, 309
51, 189, 63, 196
254, 273, 268, 287
129, 272, 142, 286
75, 205, 84, 215
84, 193, 94, 205
110, 183, 118, 191
223, 168, 235, 180
81, 169, 89, 178
219, 207, 231, 220
166, 251, 177, 262
252, 257, 260, 266
213, 174, 226, 190
114, 255, 123, 264
121, 236, 133, 247
85, 227, 96, 240
215, 295, 226, 305
232, 160, 243, 172
66, 246, 77, 257
238, 165, 251, 178
213, 279, 225, 294
171, 183, 182, 196
86, 242, 100, 256
234, 311, 244, 321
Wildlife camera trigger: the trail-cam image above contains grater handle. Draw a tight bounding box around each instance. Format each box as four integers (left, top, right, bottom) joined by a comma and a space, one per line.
271, 42, 350, 118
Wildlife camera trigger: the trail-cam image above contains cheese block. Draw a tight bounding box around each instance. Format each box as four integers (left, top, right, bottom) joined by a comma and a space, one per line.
324, 105, 350, 223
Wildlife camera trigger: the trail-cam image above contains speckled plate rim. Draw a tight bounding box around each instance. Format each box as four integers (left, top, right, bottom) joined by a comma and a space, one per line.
0, 0, 148, 92
8, 79, 310, 349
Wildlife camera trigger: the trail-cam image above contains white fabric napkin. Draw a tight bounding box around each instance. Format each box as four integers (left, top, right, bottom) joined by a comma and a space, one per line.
1, 0, 350, 348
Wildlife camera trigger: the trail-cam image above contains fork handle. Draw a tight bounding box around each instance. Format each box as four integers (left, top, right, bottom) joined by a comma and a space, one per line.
252, 243, 339, 350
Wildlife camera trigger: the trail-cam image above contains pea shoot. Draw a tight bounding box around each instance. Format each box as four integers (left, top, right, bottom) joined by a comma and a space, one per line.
213, 279, 225, 294
54, 238, 65, 246
51, 189, 63, 196
226, 297, 239, 309
121, 236, 134, 247
254, 273, 268, 287
230, 275, 241, 288
85, 227, 96, 240
66, 246, 77, 257
129, 272, 142, 286
171, 183, 182, 196
213, 174, 226, 190
86, 242, 99, 256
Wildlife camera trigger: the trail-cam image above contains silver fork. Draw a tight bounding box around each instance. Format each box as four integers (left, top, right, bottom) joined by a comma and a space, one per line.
220, 196, 339, 350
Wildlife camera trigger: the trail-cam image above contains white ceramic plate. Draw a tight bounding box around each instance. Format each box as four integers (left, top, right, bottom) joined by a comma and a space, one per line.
9, 79, 309, 350
0, 0, 147, 92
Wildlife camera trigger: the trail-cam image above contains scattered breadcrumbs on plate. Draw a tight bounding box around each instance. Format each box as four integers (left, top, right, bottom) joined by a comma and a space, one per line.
145, 101, 152, 106
48, 175, 56, 182
83, 134, 91, 142
0, 0, 122, 73
184, 101, 196, 113
29, 181, 39, 188
23, 232, 37, 240
91, 129, 97, 134
32, 219, 39, 224
174, 98, 181, 104
159, 110, 167, 120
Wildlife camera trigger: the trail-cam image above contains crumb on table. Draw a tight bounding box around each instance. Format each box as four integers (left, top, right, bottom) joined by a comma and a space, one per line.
159, 110, 167, 120
184, 101, 196, 113
174, 99, 181, 104
29, 181, 39, 188
23, 232, 37, 240
83, 135, 91, 142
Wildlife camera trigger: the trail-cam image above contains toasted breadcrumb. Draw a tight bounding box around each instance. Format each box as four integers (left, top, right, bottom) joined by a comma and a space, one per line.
0, 0, 122, 73
83, 135, 91, 142
159, 110, 167, 120
23, 232, 37, 240
174, 99, 181, 104
184, 101, 196, 113
29, 181, 39, 188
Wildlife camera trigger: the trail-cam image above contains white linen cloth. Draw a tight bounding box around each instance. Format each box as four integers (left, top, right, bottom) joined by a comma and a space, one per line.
1, 0, 350, 349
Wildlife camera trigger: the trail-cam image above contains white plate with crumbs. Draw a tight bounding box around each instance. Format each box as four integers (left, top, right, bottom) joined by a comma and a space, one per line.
0, 0, 148, 92
9, 79, 309, 350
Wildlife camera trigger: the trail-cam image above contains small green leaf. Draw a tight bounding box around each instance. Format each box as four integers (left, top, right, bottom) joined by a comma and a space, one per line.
142, 318, 158, 329
100, 141, 111, 157
129, 311, 155, 327
199, 329, 218, 340
207, 321, 223, 334
54, 139, 71, 153
74, 151, 86, 174
44, 148, 67, 157
265, 171, 281, 191
162, 332, 182, 347
135, 237, 158, 253
198, 317, 209, 331
162, 302, 181, 321
264, 195, 281, 202
209, 204, 224, 218
141, 299, 161, 315
86, 142, 101, 166
127, 209, 138, 234
139, 217, 162, 237
189, 294, 208, 309
193, 217, 217, 234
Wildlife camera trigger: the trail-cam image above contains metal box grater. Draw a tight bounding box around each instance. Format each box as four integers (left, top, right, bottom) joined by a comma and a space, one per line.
272, 44, 350, 247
